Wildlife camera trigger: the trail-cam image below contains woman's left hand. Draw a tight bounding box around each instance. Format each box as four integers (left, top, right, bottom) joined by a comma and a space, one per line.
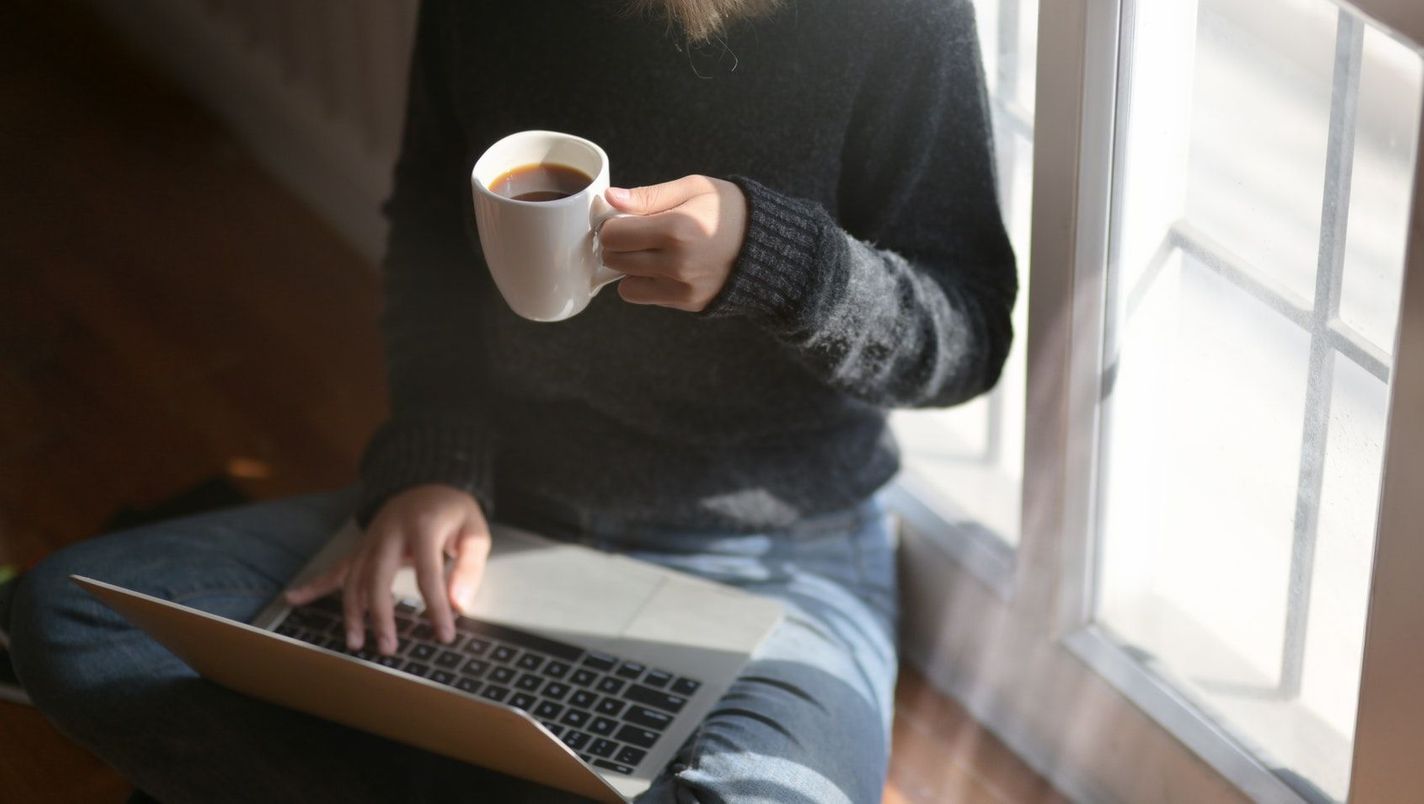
600, 175, 748, 312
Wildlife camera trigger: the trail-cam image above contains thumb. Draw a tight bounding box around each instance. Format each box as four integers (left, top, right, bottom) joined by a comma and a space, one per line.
606, 175, 713, 214
447, 527, 491, 614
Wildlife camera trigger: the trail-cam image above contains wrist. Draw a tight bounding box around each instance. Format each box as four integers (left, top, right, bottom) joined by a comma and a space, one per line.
699, 176, 836, 328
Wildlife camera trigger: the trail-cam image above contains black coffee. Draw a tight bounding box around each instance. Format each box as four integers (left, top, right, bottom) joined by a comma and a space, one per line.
489, 163, 593, 202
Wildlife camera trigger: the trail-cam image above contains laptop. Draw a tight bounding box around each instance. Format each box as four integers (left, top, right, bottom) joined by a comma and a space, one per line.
72, 520, 785, 802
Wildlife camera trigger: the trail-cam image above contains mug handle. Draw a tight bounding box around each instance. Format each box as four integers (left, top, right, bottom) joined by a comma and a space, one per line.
590, 197, 636, 293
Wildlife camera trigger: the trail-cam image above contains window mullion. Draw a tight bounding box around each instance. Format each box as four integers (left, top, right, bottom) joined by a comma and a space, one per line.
1278, 8, 1365, 700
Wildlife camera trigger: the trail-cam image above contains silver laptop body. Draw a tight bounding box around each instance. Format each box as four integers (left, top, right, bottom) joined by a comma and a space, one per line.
75, 520, 784, 802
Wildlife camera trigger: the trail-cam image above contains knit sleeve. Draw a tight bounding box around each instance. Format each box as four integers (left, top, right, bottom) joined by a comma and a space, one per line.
701, 0, 1017, 410
356, 0, 496, 524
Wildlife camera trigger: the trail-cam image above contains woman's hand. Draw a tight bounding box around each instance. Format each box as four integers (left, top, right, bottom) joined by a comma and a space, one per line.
284, 484, 491, 655
600, 175, 748, 312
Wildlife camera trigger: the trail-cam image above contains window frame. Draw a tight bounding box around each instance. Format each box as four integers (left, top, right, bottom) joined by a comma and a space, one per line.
889, 0, 1036, 601
894, 0, 1424, 798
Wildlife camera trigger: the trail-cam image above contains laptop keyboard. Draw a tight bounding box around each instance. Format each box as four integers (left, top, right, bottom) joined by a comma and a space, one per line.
274, 597, 704, 776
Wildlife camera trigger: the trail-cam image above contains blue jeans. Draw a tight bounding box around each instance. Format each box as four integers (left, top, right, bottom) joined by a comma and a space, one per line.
3, 490, 898, 803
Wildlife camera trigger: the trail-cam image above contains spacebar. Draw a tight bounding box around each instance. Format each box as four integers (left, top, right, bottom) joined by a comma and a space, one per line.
455, 617, 585, 662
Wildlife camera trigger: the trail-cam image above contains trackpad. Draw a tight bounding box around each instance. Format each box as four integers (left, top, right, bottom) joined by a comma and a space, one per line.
434, 528, 667, 640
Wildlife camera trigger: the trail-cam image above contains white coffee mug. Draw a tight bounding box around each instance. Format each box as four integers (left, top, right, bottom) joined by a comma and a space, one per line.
470, 130, 626, 322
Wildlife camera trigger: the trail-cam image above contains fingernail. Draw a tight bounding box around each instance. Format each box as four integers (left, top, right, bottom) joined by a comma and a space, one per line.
380, 636, 396, 655
347, 629, 362, 651
606, 187, 630, 204
441, 625, 456, 644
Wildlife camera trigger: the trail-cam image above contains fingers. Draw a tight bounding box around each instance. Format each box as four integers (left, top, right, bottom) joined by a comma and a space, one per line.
341, 548, 370, 651
414, 532, 457, 644
364, 530, 406, 655
448, 527, 491, 613
599, 210, 705, 255
606, 175, 716, 215
618, 276, 702, 311
600, 247, 672, 278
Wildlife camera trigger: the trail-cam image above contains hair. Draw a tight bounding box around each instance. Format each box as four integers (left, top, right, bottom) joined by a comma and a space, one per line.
624, 0, 783, 42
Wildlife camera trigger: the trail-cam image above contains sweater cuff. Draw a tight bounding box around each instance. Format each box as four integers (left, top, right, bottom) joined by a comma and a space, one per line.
355, 416, 495, 526
702, 176, 833, 328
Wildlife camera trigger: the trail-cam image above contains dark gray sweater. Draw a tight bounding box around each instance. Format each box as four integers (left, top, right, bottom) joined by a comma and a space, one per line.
357, 0, 1017, 531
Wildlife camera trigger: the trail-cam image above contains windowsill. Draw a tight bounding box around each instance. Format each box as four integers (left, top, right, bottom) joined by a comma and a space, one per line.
884, 473, 1017, 602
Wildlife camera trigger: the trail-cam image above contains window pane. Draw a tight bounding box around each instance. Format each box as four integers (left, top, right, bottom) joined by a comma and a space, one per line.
1339, 27, 1424, 351
1183, 1, 1335, 305
890, 0, 1036, 547
1094, 0, 1421, 800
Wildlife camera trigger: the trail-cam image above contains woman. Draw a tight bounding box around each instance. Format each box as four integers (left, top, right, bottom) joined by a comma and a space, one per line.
4, 0, 1015, 800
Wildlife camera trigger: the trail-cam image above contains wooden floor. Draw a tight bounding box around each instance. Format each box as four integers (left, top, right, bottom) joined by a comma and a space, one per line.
0, 2, 1066, 802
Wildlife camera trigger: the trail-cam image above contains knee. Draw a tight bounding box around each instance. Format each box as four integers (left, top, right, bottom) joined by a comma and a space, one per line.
6, 542, 142, 711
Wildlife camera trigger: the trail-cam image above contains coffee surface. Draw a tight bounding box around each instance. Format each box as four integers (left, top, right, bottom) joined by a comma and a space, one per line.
489, 163, 592, 202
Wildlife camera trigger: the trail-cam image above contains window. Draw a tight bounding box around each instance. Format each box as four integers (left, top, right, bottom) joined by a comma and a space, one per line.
1086, 1, 1422, 799
889, 0, 1038, 564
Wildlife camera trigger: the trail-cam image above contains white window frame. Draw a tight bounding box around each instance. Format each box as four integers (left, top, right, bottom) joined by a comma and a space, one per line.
893, 0, 1424, 799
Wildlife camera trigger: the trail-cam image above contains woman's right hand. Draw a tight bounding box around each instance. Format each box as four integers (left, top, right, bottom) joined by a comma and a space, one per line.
283, 484, 492, 655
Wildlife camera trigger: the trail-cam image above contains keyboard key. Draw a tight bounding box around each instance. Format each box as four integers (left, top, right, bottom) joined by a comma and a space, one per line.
403, 662, 431, 678
489, 667, 516, 684
615, 725, 660, 749
642, 670, 673, 688
625, 685, 687, 714
395, 615, 416, 635
625, 706, 674, 731
670, 677, 702, 696
616, 746, 647, 767
570, 669, 598, 687
593, 759, 636, 775
588, 716, 618, 736
324, 637, 347, 652
454, 618, 584, 662
561, 730, 591, 751
595, 698, 625, 717
516, 654, 545, 672
515, 674, 543, 692
569, 689, 597, 709
509, 693, 537, 711
589, 738, 617, 758
377, 655, 402, 669
309, 596, 342, 614
616, 661, 645, 679
579, 754, 593, 763
409, 644, 437, 662
480, 685, 510, 703
412, 624, 434, 641
544, 661, 572, 680
456, 678, 483, 695
430, 670, 457, 686
275, 622, 300, 638
435, 651, 462, 669
463, 659, 490, 677
596, 677, 625, 696
582, 652, 618, 672
491, 646, 518, 663
540, 721, 565, 738
542, 681, 571, 701
463, 637, 491, 656
560, 709, 591, 728
533, 701, 564, 720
